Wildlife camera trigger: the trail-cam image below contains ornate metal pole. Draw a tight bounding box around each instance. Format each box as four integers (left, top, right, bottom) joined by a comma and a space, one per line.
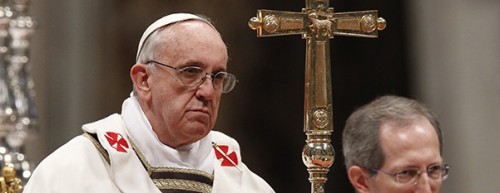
248, 1, 386, 192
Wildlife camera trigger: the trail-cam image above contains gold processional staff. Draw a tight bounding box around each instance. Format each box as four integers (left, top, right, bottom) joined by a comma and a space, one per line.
248, 0, 386, 193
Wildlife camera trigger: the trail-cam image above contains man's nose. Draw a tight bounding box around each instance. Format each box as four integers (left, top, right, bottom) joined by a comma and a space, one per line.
195, 76, 216, 100
414, 172, 433, 193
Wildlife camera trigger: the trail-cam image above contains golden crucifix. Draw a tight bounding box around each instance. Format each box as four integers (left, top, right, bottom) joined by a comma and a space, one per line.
248, 1, 386, 193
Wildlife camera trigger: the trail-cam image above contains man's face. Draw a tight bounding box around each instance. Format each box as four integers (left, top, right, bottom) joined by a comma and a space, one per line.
367, 118, 443, 193
146, 21, 228, 148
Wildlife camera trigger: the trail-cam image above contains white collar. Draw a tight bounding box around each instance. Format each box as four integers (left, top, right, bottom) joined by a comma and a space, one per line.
120, 94, 214, 174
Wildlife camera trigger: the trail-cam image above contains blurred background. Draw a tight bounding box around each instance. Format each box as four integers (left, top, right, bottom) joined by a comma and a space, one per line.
16, 0, 500, 192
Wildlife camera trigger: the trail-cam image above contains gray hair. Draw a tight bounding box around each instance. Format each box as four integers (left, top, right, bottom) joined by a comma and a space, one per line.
342, 95, 442, 174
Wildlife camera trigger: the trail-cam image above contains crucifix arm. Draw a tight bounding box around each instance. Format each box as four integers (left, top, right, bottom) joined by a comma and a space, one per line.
249, 9, 386, 38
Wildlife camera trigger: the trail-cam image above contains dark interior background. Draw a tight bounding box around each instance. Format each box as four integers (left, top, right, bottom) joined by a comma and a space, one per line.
29, 0, 410, 192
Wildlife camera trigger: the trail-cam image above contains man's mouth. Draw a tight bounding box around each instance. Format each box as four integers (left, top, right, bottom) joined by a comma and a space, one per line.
188, 108, 210, 116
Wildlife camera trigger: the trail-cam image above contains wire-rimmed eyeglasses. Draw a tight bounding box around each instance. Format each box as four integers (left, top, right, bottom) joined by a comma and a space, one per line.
148, 60, 237, 93
371, 163, 450, 185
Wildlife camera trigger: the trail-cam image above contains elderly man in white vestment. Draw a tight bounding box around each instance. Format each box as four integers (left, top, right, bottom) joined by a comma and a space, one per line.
23, 13, 275, 193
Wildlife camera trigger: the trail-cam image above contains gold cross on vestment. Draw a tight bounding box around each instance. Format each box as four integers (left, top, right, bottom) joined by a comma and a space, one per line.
248, 1, 386, 193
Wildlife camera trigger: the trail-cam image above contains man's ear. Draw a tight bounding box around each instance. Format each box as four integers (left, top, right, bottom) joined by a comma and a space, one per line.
347, 166, 372, 193
130, 64, 151, 97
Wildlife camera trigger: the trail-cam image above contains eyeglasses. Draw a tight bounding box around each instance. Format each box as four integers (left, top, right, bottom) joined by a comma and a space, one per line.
371, 163, 450, 185
148, 60, 237, 93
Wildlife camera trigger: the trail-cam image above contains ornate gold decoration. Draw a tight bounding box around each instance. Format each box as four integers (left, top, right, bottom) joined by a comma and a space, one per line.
0, 164, 23, 193
308, 11, 333, 38
249, 1, 386, 192
153, 179, 212, 193
360, 14, 377, 33
312, 109, 329, 128
377, 17, 387, 30
263, 15, 279, 33
131, 139, 214, 192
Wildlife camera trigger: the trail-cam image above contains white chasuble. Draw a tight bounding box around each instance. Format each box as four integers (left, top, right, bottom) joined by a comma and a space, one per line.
24, 97, 274, 193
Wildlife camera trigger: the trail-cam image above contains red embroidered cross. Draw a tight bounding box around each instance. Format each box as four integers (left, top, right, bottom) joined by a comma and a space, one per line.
104, 132, 129, 153
213, 144, 239, 167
